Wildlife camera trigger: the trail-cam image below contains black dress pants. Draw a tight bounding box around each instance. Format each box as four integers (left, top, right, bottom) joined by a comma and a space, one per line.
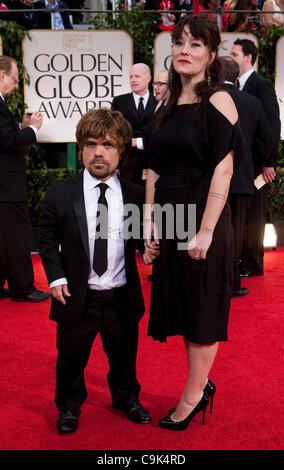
0, 202, 34, 297
229, 194, 252, 291
55, 286, 141, 412
241, 186, 267, 273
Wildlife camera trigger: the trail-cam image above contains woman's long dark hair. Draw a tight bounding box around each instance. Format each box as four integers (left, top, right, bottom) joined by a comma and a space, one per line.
155, 14, 225, 127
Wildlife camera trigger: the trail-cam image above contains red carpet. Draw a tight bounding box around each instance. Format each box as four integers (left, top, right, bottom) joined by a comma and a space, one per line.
0, 249, 283, 451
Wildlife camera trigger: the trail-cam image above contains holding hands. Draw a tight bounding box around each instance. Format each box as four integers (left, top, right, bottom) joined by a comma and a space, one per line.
143, 218, 160, 265
143, 239, 160, 265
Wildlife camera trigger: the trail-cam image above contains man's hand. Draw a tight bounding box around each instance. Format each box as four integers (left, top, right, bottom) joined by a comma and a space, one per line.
51, 284, 71, 305
22, 112, 43, 131
262, 166, 275, 184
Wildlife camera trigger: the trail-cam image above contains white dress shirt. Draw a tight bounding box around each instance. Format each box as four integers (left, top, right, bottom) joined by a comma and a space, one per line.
238, 68, 255, 91
50, 169, 127, 290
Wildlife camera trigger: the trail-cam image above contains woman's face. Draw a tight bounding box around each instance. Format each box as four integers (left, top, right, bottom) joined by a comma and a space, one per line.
171, 25, 214, 81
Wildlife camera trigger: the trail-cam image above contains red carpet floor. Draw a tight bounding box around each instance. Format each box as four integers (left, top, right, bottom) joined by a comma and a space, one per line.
0, 249, 283, 451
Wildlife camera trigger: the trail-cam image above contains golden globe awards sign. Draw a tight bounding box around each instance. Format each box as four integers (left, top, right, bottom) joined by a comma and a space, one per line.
275, 36, 284, 140
23, 30, 133, 142
154, 32, 258, 76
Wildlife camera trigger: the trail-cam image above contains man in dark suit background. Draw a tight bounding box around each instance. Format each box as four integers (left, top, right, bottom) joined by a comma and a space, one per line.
33, 0, 73, 29
220, 56, 274, 297
0, 55, 51, 303
230, 39, 281, 277
39, 108, 159, 434
111, 63, 157, 185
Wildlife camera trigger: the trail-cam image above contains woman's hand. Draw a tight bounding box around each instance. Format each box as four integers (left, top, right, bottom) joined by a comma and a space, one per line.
143, 240, 160, 265
187, 228, 213, 260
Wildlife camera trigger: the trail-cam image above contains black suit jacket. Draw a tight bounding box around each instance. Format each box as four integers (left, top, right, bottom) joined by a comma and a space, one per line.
0, 97, 37, 201
226, 84, 274, 195
33, 0, 73, 29
243, 71, 280, 168
111, 92, 157, 180
39, 172, 145, 327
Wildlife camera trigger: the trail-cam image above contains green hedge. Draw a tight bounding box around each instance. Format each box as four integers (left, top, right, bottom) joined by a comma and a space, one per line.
27, 168, 74, 226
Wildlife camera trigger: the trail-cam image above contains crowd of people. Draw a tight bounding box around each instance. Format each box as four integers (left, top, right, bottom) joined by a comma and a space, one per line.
0, 12, 281, 437
0, 0, 283, 30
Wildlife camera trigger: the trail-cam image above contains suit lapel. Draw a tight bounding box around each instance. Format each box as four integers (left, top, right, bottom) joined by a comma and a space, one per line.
126, 93, 139, 122
71, 172, 89, 259
243, 71, 256, 93
144, 95, 155, 116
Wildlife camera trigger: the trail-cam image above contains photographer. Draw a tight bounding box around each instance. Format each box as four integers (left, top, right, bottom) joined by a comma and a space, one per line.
228, 0, 263, 31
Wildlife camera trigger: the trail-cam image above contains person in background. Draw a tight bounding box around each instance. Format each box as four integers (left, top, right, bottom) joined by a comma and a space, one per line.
145, 15, 244, 431
111, 63, 157, 185
228, 0, 262, 31
0, 55, 51, 303
230, 39, 280, 277
220, 56, 273, 297
199, 0, 231, 31
2, 0, 36, 28
153, 70, 170, 102
262, 0, 284, 26
33, 0, 73, 29
144, 0, 181, 31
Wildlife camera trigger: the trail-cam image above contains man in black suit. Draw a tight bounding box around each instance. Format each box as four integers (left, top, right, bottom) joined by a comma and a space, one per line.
220, 56, 273, 297
111, 63, 157, 185
230, 39, 281, 277
39, 108, 159, 434
33, 0, 73, 29
0, 55, 51, 303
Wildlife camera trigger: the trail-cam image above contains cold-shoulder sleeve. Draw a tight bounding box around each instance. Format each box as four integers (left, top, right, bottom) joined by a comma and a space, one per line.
207, 101, 245, 170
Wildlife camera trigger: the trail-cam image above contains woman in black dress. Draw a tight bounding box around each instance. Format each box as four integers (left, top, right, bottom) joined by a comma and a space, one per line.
144, 15, 244, 430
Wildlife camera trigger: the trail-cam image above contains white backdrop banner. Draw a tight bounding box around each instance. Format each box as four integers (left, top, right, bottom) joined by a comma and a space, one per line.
154, 32, 259, 76
23, 30, 133, 142
275, 36, 284, 140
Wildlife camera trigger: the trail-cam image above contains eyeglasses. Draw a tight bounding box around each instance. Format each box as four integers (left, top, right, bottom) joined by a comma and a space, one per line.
6, 72, 19, 85
153, 81, 168, 87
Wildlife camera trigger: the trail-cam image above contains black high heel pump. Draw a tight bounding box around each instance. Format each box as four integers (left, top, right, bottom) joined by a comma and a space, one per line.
169, 379, 216, 417
159, 393, 209, 431
204, 379, 216, 413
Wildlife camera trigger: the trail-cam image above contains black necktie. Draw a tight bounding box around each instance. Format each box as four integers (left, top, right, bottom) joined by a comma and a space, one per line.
137, 96, 144, 121
236, 79, 240, 89
93, 183, 108, 277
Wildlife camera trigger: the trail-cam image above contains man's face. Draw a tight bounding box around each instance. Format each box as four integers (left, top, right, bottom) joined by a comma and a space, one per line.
82, 135, 120, 181
153, 71, 169, 101
0, 62, 19, 97
129, 64, 151, 96
230, 45, 252, 76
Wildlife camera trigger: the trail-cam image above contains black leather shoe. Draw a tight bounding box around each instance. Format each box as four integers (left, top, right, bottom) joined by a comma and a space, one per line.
13, 287, 51, 302
0, 287, 10, 298
232, 287, 249, 297
240, 269, 263, 278
57, 409, 80, 434
113, 399, 151, 424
